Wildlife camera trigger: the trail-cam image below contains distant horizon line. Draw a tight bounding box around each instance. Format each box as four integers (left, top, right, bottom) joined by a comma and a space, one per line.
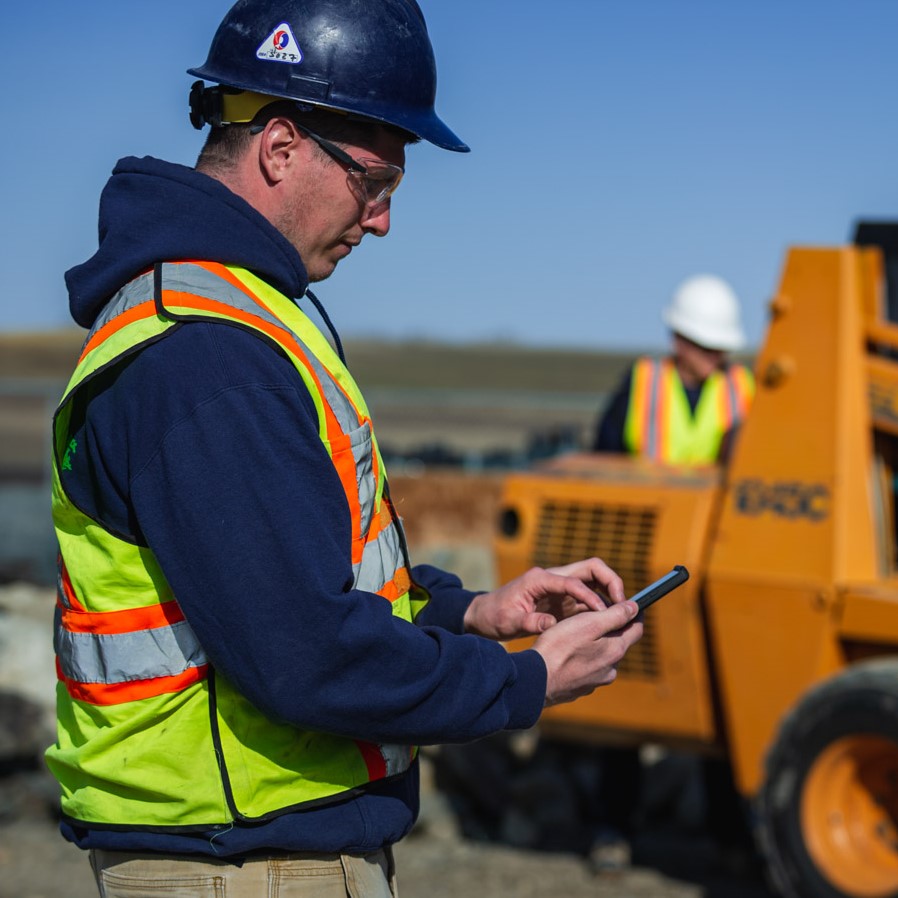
0, 325, 761, 357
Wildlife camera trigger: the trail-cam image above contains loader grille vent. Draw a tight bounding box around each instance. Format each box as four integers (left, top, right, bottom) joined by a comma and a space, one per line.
532, 501, 660, 679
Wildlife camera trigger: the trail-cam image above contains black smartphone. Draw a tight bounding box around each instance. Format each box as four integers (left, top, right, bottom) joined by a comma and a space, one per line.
629, 565, 690, 611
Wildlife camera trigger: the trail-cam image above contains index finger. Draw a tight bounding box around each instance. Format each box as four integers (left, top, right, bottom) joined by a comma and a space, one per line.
536, 570, 615, 612
556, 598, 641, 641
546, 557, 626, 603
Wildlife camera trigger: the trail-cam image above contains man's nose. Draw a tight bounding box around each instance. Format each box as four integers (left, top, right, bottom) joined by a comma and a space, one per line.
360, 200, 391, 237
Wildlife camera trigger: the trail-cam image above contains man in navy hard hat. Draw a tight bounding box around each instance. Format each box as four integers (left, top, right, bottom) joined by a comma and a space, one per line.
48, 3, 643, 895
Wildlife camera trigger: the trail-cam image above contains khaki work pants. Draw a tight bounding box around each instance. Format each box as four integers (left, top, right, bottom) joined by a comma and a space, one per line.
89, 847, 396, 898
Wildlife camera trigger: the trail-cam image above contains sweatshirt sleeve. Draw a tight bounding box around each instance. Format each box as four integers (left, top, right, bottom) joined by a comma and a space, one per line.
90, 324, 546, 744
411, 563, 479, 634
593, 369, 633, 453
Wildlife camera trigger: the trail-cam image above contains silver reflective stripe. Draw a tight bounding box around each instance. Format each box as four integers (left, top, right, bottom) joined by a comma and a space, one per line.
90, 274, 155, 335
725, 370, 740, 426
353, 520, 405, 593
56, 616, 206, 685
53, 605, 62, 656
56, 569, 73, 611
164, 263, 266, 320
646, 360, 661, 459
349, 424, 375, 538
379, 743, 413, 777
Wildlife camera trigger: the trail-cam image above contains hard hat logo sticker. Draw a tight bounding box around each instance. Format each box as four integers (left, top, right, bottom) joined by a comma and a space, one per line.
256, 23, 303, 64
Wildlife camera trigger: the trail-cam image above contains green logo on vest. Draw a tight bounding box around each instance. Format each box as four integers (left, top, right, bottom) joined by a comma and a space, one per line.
62, 438, 78, 471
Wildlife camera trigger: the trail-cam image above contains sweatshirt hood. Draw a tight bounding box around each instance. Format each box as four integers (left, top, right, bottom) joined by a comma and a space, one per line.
65, 156, 309, 328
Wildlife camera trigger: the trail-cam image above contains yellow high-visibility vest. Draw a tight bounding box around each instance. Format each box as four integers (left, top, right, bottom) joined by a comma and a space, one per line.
47, 260, 426, 830
623, 357, 754, 465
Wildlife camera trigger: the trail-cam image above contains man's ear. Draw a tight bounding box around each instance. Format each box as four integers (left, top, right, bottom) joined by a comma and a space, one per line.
257, 117, 306, 185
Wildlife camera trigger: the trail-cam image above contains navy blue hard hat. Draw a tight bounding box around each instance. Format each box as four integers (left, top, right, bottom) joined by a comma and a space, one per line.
188, 0, 468, 152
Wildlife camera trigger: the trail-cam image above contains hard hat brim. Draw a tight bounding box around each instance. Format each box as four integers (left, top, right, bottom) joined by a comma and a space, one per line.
663, 308, 746, 352
185, 74, 470, 153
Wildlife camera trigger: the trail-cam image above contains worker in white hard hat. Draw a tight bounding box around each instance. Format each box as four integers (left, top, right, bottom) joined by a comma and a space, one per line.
593, 274, 755, 464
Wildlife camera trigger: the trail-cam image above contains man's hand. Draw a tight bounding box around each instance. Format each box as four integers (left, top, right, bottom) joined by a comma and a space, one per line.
463, 557, 626, 642
532, 601, 642, 706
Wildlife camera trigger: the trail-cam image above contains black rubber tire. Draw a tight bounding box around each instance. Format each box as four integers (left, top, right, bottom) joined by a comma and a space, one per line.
755, 658, 898, 898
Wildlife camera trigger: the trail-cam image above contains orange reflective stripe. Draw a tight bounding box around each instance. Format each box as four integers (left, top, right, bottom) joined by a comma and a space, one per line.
57, 658, 208, 705
59, 557, 87, 612
657, 359, 680, 461
627, 359, 654, 458
60, 599, 186, 635
637, 361, 653, 457
734, 366, 755, 412
366, 501, 395, 542
378, 567, 412, 603
655, 361, 674, 461
719, 372, 735, 430
635, 358, 669, 461
720, 366, 754, 430
326, 432, 364, 557
79, 298, 157, 364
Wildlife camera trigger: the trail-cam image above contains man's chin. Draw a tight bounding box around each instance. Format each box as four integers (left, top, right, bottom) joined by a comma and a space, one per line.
307, 264, 337, 284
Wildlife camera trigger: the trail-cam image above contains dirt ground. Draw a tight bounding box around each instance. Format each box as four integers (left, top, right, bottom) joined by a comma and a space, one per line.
0, 760, 772, 898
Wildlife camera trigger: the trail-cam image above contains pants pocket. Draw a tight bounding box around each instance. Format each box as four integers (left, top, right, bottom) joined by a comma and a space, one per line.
91, 851, 225, 898
340, 849, 395, 898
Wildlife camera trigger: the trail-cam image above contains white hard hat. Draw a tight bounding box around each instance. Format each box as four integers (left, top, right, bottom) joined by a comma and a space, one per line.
662, 274, 746, 351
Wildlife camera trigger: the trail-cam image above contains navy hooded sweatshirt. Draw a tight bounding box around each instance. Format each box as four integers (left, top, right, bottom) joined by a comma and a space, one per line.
57, 156, 546, 857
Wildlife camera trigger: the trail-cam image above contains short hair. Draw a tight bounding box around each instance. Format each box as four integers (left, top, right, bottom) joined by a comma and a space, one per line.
195, 101, 416, 175
195, 123, 256, 174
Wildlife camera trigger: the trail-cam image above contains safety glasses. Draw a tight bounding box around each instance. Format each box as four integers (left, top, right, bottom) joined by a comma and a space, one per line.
252, 118, 404, 209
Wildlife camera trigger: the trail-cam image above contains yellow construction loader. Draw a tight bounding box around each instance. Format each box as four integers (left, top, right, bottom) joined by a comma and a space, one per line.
495, 223, 898, 898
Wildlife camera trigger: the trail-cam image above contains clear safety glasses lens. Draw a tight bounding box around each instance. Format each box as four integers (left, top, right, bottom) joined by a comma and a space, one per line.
349, 161, 404, 208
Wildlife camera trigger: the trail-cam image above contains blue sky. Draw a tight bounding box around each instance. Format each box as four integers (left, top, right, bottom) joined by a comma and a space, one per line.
2, 1, 897, 350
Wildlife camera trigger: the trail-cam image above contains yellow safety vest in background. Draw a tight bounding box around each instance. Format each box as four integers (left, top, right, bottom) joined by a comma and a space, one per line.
47, 260, 427, 830
623, 357, 755, 465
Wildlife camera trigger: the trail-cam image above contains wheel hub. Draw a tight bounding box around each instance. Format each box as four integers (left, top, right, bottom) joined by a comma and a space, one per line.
801, 735, 898, 896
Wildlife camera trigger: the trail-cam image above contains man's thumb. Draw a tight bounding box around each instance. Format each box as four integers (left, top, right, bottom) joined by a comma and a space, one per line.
535, 613, 556, 633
